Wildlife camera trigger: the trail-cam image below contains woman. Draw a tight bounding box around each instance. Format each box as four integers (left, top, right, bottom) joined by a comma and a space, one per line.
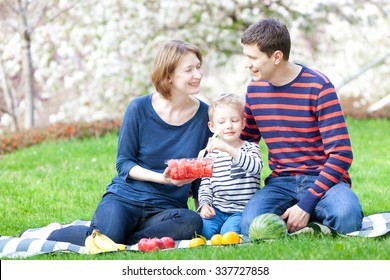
23, 40, 212, 246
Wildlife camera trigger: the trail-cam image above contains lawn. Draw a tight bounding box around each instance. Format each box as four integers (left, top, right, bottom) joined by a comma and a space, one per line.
0, 117, 389, 260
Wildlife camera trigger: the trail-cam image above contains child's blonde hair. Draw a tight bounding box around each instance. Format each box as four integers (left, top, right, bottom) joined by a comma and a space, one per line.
208, 93, 245, 121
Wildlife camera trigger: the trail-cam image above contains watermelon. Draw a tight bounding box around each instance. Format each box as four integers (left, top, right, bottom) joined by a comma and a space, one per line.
249, 213, 288, 241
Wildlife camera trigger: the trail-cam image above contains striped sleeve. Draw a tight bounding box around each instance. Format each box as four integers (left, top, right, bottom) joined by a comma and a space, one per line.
300, 79, 353, 213
233, 142, 263, 175
241, 82, 268, 143
198, 176, 213, 210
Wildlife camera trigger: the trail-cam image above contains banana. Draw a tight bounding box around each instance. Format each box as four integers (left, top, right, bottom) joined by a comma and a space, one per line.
92, 229, 127, 252
84, 232, 105, 254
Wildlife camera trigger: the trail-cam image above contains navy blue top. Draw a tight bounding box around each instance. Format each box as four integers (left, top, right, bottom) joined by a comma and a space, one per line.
105, 93, 212, 209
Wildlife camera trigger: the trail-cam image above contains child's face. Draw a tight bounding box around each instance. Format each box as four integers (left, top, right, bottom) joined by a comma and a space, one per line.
209, 105, 245, 142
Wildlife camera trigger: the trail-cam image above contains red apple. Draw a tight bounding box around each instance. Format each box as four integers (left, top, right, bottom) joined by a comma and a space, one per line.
150, 237, 165, 251
160, 236, 175, 249
137, 238, 149, 252
137, 237, 165, 252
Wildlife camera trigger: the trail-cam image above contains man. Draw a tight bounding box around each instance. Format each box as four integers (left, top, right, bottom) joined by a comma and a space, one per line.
239, 18, 363, 235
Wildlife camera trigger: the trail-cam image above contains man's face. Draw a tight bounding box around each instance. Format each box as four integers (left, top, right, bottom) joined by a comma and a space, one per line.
243, 44, 275, 81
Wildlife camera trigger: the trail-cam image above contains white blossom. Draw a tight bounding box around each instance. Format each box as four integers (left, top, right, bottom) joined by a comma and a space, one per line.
0, 0, 389, 131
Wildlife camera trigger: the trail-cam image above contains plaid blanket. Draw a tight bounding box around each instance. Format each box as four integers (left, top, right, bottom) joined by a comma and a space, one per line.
0, 220, 91, 258
345, 212, 390, 237
1, 212, 389, 259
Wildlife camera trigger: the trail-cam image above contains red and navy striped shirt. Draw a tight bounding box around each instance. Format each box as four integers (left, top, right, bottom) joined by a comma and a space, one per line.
240, 65, 353, 214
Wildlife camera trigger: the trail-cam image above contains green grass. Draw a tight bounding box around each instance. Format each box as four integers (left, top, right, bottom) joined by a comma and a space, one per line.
0, 118, 389, 260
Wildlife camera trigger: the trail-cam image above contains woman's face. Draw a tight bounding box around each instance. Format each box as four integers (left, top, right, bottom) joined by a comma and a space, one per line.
169, 52, 203, 96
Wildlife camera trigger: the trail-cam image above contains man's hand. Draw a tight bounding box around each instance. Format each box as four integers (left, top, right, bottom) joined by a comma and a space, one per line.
280, 205, 310, 233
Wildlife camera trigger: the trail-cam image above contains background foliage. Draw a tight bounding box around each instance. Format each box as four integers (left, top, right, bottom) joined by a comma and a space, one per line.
0, 0, 389, 132
0, 118, 120, 154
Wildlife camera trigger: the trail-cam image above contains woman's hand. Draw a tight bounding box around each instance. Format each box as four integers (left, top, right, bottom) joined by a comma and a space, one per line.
129, 165, 194, 186
162, 167, 195, 187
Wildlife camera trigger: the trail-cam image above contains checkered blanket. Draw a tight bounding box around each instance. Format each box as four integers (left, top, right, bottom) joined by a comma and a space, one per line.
1, 212, 389, 259
344, 212, 390, 237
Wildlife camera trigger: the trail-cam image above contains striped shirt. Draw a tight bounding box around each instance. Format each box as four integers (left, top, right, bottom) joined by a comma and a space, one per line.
240, 65, 353, 214
198, 141, 263, 213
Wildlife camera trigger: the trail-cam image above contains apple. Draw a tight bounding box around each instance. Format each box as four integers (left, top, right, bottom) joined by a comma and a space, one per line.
137, 238, 149, 252
150, 237, 165, 251
160, 236, 175, 249
137, 237, 165, 252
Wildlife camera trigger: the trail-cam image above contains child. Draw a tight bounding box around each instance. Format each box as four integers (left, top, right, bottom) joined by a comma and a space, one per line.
198, 93, 263, 239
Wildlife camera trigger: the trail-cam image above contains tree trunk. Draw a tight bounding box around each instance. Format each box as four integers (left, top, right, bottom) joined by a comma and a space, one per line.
18, 0, 35, 129
0, 52, 18, 132
21, 29, 35, 129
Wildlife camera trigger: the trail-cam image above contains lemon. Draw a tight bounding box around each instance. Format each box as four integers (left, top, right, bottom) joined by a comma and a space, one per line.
221, 231, 241, 245
210, 234, 223, 246
189, 237, 206, 248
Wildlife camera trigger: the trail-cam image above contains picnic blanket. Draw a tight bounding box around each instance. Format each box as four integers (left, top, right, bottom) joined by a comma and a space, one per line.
1, 212, 389, 259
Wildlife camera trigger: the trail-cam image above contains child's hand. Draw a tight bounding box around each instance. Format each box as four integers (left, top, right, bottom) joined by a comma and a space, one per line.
206, 138, 229, 153
206, 138, 239, 160
200, 204, 216, 219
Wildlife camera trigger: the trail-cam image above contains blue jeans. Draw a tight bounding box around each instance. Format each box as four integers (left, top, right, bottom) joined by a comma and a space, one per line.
240, 175, 363, 235
47, 193, 202, 246
202, 207, 242, 239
